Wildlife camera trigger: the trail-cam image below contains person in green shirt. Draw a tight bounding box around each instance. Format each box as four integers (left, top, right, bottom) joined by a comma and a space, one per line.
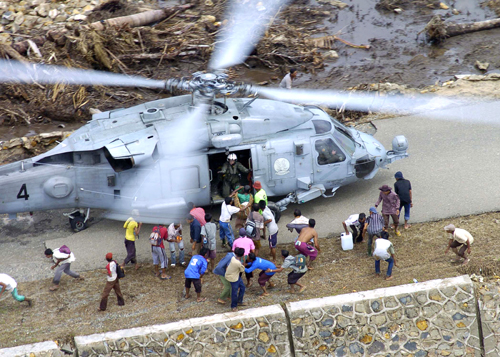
233, 185, 254, 233
218, 153, 250, 197
253, 181, 267, 205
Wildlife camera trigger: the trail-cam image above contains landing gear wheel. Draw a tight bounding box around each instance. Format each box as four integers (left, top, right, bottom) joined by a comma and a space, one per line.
267, 201, 281, 223
70, 215, 87, 232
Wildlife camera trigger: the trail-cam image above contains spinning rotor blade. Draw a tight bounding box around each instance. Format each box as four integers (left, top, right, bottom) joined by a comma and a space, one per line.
209, 0, 292, 70
0, 60, 166, 89
255, 86, 470, 116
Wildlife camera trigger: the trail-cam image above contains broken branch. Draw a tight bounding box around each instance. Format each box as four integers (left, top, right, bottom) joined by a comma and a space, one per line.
423, 15, 500, 43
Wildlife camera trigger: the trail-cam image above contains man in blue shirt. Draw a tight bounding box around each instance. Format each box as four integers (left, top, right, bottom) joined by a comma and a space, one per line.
245, 252, 276, 296
214, 251, 235, 304
184, 247, 208, 302
187, 214, 202, 255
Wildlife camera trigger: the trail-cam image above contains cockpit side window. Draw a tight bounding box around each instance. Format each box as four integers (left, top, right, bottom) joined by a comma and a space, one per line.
312, 120, 332, 134
315, 138, 345, 165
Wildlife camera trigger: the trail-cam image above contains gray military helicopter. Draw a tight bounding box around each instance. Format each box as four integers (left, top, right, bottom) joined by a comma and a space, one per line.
0, 0, 412, 231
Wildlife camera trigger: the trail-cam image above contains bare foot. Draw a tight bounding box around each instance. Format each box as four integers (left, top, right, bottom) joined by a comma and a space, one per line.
217, 299, 226, 305
404, 224, 411, 229
462, 258, 470, 266
184, 295, 190, 299
298, 286, 306, 293
286, 289, 295, 294
238, 302, 248, 306
197, 297, 207, 303
135, 264, 142, 270
375, 273, 381, 277
232, 307, 238, 312
259, 293, 270, 298
385, 276, 393, 281
246, 281, 253, 288
268, 282, 276, 288
307, 266, 314, 270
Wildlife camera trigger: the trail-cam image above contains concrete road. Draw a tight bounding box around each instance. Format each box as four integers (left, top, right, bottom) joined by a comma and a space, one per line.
6, 109, 500, 281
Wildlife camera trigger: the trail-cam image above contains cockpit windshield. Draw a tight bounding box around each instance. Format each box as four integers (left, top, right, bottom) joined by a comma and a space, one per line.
329, 117, 356, 156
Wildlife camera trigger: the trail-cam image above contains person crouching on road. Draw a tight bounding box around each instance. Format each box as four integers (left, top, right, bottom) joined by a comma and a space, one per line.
375, 184, 401, 237
342, 212, 366, 244
98, 253, 124, 312
201, 213, 217, 272
245, 253, 277, 297
444, 224, 473, 265
0, 273, 32, 306
373, 232, 397, 281
184, 247, 209, 302
45, 245, 84, 291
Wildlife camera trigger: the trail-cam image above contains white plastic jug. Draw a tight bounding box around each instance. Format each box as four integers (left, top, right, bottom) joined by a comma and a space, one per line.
341, 232, 353, 251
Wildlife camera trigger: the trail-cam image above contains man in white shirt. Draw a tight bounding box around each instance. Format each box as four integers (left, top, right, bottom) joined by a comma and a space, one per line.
342, 213, 366, 244
259, 200, 279, 262
279, 68, 297, 89
219, 196, 244, 248
45, 245, 84, 291
99, 252, 124, 311
373, 235, 397, 280
444, 224, 474, 265
0, 273, 32, 306
167, 223, 186, 267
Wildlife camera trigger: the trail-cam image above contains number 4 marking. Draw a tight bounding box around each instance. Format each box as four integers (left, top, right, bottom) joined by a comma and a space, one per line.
17, 184, 29, 200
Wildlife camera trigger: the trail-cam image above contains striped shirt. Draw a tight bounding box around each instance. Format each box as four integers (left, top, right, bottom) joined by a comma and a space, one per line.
366, 213, 384, 234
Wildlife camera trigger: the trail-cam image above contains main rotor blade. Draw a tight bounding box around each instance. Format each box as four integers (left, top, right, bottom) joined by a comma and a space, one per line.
209, 0, 292, 70
0, 60, 166, 89
255, 86, 468, 115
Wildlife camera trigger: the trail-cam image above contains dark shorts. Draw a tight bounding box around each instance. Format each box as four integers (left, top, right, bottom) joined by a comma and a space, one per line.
253, 239, 261, 250
450, 240, 465, 248
185, 278, 202, 293
258, 270, 274, 286
192, 236, 201, 243
268, 232, 278, 249
208, 250, 217, 260
288, 271, 306, 285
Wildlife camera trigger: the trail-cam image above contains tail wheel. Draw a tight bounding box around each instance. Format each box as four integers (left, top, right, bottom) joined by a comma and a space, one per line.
70, 215, 87, 232
267, 201, 281, 223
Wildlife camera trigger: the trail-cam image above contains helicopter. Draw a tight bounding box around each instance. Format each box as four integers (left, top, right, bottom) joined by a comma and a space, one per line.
0, 0, 413, 231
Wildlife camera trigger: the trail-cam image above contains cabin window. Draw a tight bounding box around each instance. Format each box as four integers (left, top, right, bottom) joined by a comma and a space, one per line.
312, 120, 332, 134
315, 138, 345, 165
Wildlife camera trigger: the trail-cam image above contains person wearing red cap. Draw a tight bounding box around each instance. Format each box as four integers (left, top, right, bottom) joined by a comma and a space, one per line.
98, 252, 124, 312
253, 181, 267, 206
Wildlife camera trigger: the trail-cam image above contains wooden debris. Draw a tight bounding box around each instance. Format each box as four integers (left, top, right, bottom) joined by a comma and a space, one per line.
422, 15, 500, 43
308, 35, 370, 50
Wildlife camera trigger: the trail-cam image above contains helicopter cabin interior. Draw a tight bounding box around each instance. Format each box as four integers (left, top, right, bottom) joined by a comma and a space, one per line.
208, 149, 252, 202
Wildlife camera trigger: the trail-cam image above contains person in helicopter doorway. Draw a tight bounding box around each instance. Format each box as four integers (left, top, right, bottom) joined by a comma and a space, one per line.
218, 153, 250, 198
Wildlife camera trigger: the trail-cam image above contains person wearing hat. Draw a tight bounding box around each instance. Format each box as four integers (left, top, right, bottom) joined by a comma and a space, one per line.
394, 171, 413, 229
374, 185, 401, 237
363, 207, 385, 256
444, 224, 473, 265
99, 253, 124, 312
218, 153, 250, 198
253, 181, 268, 206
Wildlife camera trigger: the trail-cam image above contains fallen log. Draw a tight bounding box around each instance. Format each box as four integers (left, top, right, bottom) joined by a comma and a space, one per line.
10, 4, 194, 55
423, 15, 500, 43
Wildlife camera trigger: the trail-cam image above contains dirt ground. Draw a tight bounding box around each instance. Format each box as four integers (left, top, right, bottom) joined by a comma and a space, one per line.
2, 211, 500, 349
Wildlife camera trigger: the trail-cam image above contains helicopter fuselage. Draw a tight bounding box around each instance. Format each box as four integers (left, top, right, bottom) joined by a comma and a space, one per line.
0, 94, 408, 225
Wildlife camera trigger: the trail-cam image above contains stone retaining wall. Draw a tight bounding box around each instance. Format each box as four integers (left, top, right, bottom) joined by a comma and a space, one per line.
287, 275, 480, 356
75, 305, 290, 357
4, 275, 497, 356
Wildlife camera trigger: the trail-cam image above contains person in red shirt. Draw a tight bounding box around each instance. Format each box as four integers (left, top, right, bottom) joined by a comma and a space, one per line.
188, 202, 206, 226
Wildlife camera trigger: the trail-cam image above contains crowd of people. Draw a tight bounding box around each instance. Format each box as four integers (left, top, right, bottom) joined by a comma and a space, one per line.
1, 170, 476, 312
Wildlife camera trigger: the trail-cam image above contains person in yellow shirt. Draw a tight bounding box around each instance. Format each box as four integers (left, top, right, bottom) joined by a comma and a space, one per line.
121, 211, 142, 270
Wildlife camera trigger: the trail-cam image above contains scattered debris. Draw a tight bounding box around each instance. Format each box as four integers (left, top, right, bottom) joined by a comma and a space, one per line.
475, 60, 489, 71
422, 15, 500, 43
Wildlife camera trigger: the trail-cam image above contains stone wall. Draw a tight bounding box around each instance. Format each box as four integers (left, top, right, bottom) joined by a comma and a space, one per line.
476, 280, 500, 356
74, 305, 290, 357
4, 275, 498, 356
286, 275, 480, 356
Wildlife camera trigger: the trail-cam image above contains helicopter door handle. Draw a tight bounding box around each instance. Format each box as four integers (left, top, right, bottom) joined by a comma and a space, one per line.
248, 157, 252, 170
209, 169, 213, 181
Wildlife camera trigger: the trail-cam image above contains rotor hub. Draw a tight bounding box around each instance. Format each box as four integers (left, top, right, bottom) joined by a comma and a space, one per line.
165, 72, 254, 98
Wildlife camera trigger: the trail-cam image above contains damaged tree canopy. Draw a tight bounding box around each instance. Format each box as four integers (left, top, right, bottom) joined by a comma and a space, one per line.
423, 15, 500, 43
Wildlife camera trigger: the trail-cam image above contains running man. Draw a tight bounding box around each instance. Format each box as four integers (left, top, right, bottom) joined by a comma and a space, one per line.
294, 219, 320, 269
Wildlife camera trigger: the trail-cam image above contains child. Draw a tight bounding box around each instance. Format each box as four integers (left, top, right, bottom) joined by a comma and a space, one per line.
269, 250, 307, 293
184, 247, 209, 302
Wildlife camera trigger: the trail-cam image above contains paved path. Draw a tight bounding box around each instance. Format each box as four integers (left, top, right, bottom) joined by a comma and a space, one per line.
5, 108, 500, 281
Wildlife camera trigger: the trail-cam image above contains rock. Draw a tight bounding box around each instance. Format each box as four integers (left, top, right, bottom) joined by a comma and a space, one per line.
452, 8, 460, 15
324, 50, 339, 59
14, 13, 25, 25
199, 15, 216, 23
439, 2, 449, 10
475, 60, 489, 71
272, 34, 286, 44
54, 14, 67, 22
2, 10, 15, 21
205, 0, 214, 6
394, 8, 402, 14
36, 3, 50, 17
30, 0, 46, 7
48, 8, 58, 19
74, 14, 87, 21
316, 0, 348, 9
82, 4, 94, 14
23, 14, 38, 28
0, 32, 11, 45
11, 22, 21, 33
0, 2, 8, 10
